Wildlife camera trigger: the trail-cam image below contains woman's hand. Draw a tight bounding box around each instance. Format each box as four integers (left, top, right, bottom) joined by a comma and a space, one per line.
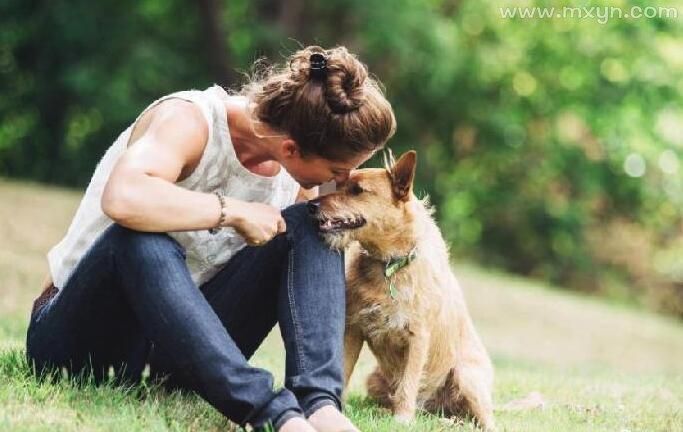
225, 198, 287, 246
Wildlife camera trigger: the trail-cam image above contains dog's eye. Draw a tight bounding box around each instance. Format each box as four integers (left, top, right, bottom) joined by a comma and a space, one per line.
349, 184, 364, 195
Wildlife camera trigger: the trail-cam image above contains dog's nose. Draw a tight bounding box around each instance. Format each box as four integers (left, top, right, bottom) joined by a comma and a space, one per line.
307, 199, 321, 215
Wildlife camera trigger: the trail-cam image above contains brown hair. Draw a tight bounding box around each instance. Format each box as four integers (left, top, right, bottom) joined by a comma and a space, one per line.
240, 45, 397, 162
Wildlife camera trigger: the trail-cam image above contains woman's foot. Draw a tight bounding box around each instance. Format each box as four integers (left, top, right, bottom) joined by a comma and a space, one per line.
307, 405, 360, 432
278, 416, 318, 432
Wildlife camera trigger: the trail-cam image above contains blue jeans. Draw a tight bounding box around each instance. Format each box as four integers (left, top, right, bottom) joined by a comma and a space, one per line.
26, 203, 346, 430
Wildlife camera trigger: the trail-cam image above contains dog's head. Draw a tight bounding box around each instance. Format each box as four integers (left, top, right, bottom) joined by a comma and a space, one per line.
308, 150, 418, 254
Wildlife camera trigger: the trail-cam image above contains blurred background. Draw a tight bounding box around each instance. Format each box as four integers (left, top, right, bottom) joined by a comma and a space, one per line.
2, 0, 682, 318
1, 1, 683, 430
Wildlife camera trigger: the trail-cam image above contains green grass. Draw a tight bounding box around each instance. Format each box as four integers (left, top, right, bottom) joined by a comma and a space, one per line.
1, 177, 682, 431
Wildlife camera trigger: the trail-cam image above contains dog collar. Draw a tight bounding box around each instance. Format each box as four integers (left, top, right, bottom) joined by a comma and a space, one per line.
384, 246, 418, 278
384, 246, 417, 299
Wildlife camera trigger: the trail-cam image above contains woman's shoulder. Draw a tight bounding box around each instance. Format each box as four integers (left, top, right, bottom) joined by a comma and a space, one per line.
138, 98, 209, 146
126, 97, 210, 184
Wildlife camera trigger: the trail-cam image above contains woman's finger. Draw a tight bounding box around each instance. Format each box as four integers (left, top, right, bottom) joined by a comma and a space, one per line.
277, 218, 287, 233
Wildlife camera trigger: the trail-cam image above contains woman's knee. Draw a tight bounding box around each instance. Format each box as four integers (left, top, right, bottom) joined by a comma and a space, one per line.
281, 203, 344, 273
106, 224, 186, 261
281, 203, 320, 240
281, 202, 309, 225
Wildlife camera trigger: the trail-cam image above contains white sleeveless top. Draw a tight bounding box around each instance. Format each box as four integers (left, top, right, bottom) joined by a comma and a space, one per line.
47, 85, 300, 289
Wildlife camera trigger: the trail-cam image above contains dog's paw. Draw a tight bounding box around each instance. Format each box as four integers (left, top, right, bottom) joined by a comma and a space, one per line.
483, 422, 497, 432
393, 411, 415, 424
477, 417, 497, 432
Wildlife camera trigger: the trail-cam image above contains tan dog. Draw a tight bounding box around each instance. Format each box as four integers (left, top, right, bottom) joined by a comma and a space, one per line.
308, 150, 495, 430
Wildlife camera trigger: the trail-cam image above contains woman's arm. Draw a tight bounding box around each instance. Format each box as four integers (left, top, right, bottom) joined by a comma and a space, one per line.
295, 185, 319, 203
101, 99, 277, 237
44, 100, 282, 289
295, 180, 339, 202
101, 99, 224, 232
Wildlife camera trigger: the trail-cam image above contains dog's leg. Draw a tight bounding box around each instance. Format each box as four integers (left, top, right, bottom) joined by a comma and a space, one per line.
392, 327, 429, 423
342, 327, 364, 399
453, 323, 496, 431
366, 367, 393, 407
454, 362, 495, 430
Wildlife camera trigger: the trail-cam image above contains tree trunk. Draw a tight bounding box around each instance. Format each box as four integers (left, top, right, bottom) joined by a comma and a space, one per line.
195, 0, 237, 86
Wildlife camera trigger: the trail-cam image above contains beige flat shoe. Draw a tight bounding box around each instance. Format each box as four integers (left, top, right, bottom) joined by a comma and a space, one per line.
278, 416, 317, 432
307, 405, 360, 432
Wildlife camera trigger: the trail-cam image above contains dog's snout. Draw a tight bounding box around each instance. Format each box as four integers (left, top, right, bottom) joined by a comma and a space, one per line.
307, 199, 321, 215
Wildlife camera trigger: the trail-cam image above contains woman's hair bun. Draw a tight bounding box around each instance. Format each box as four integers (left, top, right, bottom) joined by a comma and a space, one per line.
242, 44, 396, 162
287, 46, 369, 114
320, 46, 368, 114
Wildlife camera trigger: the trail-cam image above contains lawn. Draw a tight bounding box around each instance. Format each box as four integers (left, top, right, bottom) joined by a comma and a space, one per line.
1, 178, 681, 431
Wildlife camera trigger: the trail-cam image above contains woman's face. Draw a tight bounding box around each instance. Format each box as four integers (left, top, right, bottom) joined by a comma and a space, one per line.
280, 140, 374, 190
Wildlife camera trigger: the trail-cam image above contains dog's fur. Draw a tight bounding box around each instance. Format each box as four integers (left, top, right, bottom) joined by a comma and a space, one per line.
310, 150, 495, 430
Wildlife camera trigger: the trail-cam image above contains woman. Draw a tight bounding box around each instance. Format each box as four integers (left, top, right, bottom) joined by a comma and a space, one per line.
26, 45, 396, 432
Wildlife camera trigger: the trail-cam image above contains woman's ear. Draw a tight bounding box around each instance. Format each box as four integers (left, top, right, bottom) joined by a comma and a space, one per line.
281, 139, 300, 158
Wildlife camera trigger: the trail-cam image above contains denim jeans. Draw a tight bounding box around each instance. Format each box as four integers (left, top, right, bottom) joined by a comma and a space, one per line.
26, 203, 346, 430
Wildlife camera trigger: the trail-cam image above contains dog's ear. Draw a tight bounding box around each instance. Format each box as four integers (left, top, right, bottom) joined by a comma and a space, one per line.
390, 150, 417, 201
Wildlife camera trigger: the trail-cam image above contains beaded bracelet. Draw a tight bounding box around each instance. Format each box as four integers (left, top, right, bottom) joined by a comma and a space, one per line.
208, 191, 227, 234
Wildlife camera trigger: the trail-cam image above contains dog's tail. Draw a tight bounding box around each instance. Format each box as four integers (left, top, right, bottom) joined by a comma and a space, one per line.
366, 367, 393, 408
495, 391, 546, 412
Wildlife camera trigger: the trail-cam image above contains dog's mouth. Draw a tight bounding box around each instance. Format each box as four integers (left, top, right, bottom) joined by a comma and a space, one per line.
317, 215, 367, 233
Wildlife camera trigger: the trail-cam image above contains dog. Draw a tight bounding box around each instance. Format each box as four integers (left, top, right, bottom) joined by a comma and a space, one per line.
308, 150, 495, 430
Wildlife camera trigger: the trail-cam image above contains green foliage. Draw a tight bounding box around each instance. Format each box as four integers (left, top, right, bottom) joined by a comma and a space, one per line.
357, 0, 683, 313
0, 0, 212, 185
1, 0, 682, 313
